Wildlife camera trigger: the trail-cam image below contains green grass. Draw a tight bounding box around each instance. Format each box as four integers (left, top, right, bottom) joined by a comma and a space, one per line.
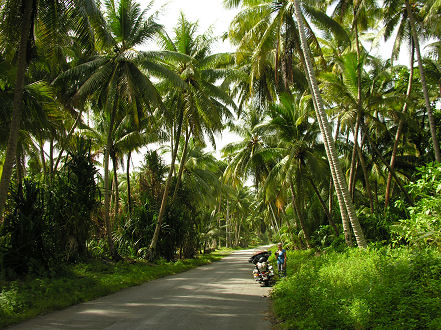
0, 251, 230, 328
271, 247, 441, 329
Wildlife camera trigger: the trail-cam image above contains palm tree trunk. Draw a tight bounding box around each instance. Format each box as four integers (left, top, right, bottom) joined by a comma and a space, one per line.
406, 0, 441, 162
348, 114, 361, 198
293, 0, 367, 248
127, 152, 132, 213
0, 0, 34, 221
307, 176, 339, 236
53, 107, 83, 172
362, 123, 413, 205
16, 153, 23, 189
269, 202, 283, 243
111, 153, 119, 219
235, 220, 241, 247
314, 89, 353, 245
385, 44, 414, 207
39, 139, 47, 180
290, 179, 311, 249
103, 103, 120, 261
217, 191, 222, 248
349, 16, 364, 199
351, 158, 359, 200
49, 138, 55, 179
356, 135, 374, 213
225, 199, 229, 248
172, 126, 190, 203
328, 118, 340, 217
306, 57, 353, 245
149, 109, 184, 258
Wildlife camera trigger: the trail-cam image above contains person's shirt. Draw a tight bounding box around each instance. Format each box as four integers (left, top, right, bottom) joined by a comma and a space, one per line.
277, 249, 286, 264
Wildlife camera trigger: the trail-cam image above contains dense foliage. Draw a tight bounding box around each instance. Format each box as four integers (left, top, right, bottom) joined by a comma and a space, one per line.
272, 248, 441, 329
1, 138, 98, 278
392, 162, 441, 248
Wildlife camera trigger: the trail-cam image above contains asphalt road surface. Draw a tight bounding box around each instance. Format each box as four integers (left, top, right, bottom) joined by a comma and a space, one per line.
10, 247, 273, 330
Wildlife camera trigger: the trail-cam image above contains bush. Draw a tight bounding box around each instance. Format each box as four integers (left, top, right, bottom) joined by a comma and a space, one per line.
0, 179, 47, 278
392, 162, 441, 248
271, 247, 441, 329
0, 138, 98, 278
115, 178, 201, 261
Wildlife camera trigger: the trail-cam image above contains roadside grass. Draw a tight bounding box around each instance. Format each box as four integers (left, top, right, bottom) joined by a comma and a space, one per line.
271, 247, 441, 329
0, 250, 231, 328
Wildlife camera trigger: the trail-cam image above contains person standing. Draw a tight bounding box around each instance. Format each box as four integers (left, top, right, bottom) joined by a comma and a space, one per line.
276, 243, 287, 277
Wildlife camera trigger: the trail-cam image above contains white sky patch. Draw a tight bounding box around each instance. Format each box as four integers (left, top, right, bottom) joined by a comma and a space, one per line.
145, 0, 238, 53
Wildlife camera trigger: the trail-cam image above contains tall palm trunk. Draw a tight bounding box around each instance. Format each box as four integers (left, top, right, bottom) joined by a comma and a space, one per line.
313, 86, 353, 245
16, 153, 24, 189
225, 199, 230, 248
49, 138, 54, 178
385, 43, 415, 207
53, 107, 83, 172
307, 176, 339, 236
111, 153, 119, 219
39, 139, 47, 180
363, 124, 413, 205
349, 4, 364, 199
328, 118, 340, 217
293, 0, 367, 248
103, 103, 120, 260
405, 0, 441, 162
356, 136, 374, 212
171, 126, 191, 203
127, 152, 132, 213
0, 0, 34, 220
289, 179, 311, 248
149, 109, 184, 258
348, 113, 361, 198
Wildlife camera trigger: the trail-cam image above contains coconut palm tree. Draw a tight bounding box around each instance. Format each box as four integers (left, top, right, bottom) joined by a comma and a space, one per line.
224, 0, 338, 103
292, 0, 367, 248
222, 107, 271, 192
54, 0, 183, 259
147, 14, 236, 257
261, 93, 338, 243
382, 0, 441, 162
327, 0, 380, 202
0, 0, 104, 220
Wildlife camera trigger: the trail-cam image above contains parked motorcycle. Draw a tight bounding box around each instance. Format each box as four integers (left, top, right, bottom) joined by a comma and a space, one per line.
248, 251, 274, 286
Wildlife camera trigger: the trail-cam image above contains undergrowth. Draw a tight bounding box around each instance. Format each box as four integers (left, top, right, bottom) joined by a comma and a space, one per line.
0, 251, 229, 328
271, 247, 441, 329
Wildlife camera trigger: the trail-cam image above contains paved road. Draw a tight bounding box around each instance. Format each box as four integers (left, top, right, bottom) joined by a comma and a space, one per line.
10, 248, 273, 330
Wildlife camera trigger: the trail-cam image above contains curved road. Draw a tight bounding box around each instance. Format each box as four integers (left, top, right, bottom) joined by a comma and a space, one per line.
10, 248, 273, 330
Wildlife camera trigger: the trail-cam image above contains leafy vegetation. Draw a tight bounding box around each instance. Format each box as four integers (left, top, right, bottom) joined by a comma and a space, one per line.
271, 248, 441, 329
392, 162, 441, 248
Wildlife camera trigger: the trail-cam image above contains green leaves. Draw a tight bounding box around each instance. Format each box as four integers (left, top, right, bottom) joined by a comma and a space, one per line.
392, 162, 441, 248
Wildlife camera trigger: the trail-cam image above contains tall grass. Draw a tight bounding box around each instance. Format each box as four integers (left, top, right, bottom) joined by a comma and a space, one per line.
271, 248, 441, 329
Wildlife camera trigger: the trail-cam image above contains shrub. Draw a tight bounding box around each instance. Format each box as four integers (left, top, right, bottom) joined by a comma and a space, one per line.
0, 179, 47, 278
271, 247, 441, 329
392, 162, 441, 248
0, 138, 98, 278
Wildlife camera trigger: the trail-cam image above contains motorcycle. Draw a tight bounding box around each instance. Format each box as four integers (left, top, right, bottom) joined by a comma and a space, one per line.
248, 251, 275, 286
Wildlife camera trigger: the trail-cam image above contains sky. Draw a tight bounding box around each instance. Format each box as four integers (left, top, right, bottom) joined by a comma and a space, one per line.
150, 0, 238, 53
